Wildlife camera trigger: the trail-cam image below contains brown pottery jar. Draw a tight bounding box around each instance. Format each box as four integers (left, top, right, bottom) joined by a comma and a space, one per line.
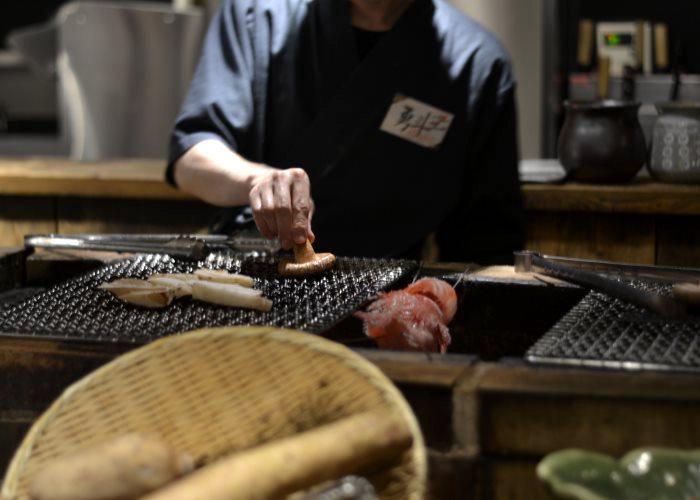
558, 100, 646, 183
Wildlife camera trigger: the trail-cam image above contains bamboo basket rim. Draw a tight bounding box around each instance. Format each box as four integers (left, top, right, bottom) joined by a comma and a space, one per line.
2, 327, 427, 499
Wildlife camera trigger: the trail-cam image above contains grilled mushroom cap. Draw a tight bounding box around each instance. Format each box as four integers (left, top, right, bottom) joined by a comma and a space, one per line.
278, 241, 336, 277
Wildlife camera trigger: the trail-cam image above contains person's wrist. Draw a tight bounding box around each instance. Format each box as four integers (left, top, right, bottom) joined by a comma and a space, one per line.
215, 162, 265, 206
243, 163, 273, 193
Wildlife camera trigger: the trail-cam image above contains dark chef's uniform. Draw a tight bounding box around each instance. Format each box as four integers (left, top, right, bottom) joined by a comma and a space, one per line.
167, 0, 524, 264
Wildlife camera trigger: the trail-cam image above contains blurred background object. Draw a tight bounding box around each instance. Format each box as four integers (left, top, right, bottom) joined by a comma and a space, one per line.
558, 100, 646, 183
0, 0, 210, 160
548, 0, 700, 161
453, 0, 544, 161
55, 2, 204, 160
649, 102, 700, 183
2, 0, 700, 167
0, 2, 63, 157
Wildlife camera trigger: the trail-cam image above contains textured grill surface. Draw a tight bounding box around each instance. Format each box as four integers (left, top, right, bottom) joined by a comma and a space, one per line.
0, 253, 416, 343
527, 280, 700, 372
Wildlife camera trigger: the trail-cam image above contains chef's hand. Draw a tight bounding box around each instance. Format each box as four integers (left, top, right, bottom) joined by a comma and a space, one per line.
248, 168, 315, 250
172, 141, 314, 248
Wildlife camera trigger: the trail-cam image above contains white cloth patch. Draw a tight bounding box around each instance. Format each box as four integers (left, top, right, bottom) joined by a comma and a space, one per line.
380, 94, 454, 149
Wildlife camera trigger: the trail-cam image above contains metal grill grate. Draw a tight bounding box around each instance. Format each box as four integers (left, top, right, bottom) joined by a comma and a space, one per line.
527, 280, 700, 372
0, 253, 416, 344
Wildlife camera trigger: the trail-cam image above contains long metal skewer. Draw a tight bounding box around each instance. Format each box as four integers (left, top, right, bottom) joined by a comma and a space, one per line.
515, 251, 687, 319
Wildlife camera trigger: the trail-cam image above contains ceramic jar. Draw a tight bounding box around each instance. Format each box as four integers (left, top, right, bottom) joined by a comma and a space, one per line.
558, 100, 646, 183
649, 102, 700, 183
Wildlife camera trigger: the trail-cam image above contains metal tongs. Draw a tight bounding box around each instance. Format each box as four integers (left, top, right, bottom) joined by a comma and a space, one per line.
515, 251, 690, 319
25, 233, 281, 260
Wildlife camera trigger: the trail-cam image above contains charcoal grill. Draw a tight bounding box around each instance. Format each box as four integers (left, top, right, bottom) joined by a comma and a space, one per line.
0, 252, 417, 344
527, 280, 700, 372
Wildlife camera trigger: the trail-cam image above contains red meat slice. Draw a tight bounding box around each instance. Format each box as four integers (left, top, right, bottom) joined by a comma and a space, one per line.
405, 278, 458, 323
355, 290, 452, 353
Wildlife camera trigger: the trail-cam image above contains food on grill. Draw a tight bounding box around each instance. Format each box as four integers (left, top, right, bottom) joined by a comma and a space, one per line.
98, 278, 161, 294
29, 434, 193, 500
278, 240, 336, 277
142, 409, 412, 500
99, 279, 175, 308
356, 292, 451, 353
100, 270, 270, 311
119, 289, 175, 308
147, 275, 196, 298
191, 281, 273, 312
148, 273, 198, 283
355, 278, 456, 353
194, 269, 255, 288
405, 278, 458, 323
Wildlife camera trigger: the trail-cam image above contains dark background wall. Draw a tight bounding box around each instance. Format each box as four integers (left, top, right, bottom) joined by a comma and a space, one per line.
561, 0, 700, 74
1, 1, 66, 47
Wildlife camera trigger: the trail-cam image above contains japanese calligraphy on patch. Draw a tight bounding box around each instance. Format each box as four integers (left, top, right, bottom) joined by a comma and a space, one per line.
380, 94, 454, 149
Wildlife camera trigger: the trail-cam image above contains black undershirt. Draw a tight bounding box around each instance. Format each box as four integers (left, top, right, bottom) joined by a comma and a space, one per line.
351, 26, 424, 258
353, 27, 387, 60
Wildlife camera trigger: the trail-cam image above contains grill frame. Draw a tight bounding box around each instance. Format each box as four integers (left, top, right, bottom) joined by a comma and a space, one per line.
0, 249, 26, 293
0, 252, 418, 345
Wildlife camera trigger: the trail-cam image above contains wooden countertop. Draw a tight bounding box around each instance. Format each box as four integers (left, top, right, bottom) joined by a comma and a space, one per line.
522, 181, 700, 216
2, 158, 700, 215
0, 157, 191, 201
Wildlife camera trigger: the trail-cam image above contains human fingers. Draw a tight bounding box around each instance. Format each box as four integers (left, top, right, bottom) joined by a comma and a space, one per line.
250, 186, 275, 239
289, 168, 312, 245
272, 172, 293, 249
259, 182, 279, 239
307, 197, 315, 244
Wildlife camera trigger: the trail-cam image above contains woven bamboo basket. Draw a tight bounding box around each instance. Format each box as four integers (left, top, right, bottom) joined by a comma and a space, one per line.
2, 327, 426, 499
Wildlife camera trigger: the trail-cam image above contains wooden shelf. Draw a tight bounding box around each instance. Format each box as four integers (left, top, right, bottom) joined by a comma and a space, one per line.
522, 181, 700, 216
0, 157, 191, 200
3, 157, 700, 217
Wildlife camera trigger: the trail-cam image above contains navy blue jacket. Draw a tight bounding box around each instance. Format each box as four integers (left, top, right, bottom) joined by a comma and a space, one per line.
168, 0, 524, 262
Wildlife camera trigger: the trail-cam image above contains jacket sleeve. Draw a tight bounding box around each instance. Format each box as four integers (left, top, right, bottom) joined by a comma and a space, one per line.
436, 78, 525, 265
165, 0, 256, 186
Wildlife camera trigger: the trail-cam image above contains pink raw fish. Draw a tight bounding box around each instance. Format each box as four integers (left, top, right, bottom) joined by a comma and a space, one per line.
354, 290, 452, 353
405, 278, 458, 323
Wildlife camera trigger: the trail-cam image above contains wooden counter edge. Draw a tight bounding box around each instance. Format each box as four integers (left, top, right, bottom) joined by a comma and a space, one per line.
522, 182, 700, 216
0, 176, 193, 200
358, 349, 474, 387
3, 158, 700, 213
457, 362, 700, 401
0, 158, 193, 201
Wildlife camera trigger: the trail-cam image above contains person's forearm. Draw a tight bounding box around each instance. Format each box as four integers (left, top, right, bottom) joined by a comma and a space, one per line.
173, 139, 273, 207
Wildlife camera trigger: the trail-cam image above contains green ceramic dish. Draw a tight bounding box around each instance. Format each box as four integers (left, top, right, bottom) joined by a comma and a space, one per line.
537, 448, 700, 500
